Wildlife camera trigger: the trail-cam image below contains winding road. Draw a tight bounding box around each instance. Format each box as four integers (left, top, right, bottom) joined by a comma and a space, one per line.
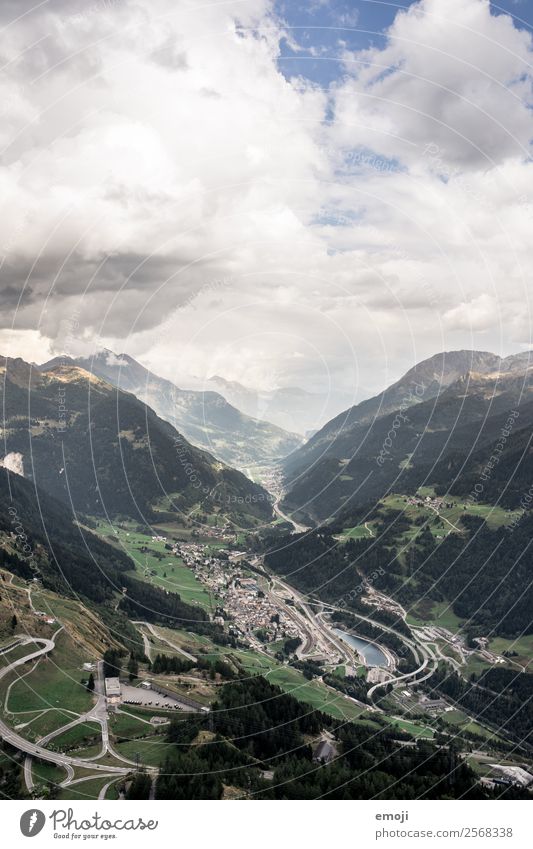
273, 498, 310, 534
0, 632, 131, 788
134, 621, 197, 662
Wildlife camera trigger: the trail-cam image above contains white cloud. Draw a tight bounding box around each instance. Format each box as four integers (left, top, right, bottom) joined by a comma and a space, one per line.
333, 0, 533, 169
443, 293, 501, 331
0, 0, 532, 401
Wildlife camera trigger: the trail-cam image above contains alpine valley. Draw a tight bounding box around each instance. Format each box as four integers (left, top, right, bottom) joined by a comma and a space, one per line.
0, 349, 532, 803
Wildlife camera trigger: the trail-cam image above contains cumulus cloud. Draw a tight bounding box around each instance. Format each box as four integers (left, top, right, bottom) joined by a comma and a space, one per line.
0, 0, 532, 400
443, 293, 501, 331
333, 0, 533, 169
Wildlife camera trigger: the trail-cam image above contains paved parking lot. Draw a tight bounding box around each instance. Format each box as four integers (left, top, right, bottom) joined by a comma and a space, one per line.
120, 684, 190, 710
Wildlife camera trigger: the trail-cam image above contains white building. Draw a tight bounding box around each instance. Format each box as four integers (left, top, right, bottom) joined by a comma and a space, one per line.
104, 677, 122, 705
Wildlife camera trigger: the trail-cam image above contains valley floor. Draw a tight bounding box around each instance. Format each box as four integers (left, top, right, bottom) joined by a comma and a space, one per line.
1, 502, 531, 800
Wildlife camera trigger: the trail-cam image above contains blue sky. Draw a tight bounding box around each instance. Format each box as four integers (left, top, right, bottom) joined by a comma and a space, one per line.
276, 1, 533, 85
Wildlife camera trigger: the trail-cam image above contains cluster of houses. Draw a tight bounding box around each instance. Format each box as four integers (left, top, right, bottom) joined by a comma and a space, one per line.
472, 636, 507, 665
221, 576, 301, 643
485, 765, 533, 789
33, 609, 56, 626
406, 495, 455, 511
179, 542, 300, 644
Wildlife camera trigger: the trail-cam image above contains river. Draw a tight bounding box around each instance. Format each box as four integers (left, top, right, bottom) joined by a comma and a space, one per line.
333, 628, 389, 667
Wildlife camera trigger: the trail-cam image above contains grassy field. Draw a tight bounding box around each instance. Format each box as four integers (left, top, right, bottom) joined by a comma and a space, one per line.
109, 710, 155, 739
383, 717, 435, 739
225, 648, 278, 673
440, 709, 470, 726
57, 777, 118, 801
114, 735, 175, 767
29, 589, 117, 657
381, 493, 521, 534
139, 625, 405, 731
466, 756, 495, 777
70, 742, 104, 759
407, 601, 464, 632
265, 666, 369, 723
46, 721, 101, 753
462, 721, 504, 742
139, 622, 385, 727
462, 655, 500, 678
143, 560, 210, 607
337, 525, 373, 541
489, 635, 533, 670
12, 708, 82, 739
95, 524, 211, 609
0, 641, 45, 666
157, 626, 214, 648
437, 710, 507, 745
3, 631, 94, 734
104, 780, 120, 800
31, 759, 68, 788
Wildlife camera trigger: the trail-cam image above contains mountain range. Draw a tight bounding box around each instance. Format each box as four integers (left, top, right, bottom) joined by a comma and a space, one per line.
0, 464, 215, 650
1, 356, 272, 526
1, 343, 532, 799
281, 349, 533, 522
207, 374, 354, 436
41, 352, 302, 470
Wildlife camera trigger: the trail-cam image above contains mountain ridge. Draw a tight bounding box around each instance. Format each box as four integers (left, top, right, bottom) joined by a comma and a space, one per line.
40, 351, 302, 470
281, 349, 533, 522
1, 356, 273, 525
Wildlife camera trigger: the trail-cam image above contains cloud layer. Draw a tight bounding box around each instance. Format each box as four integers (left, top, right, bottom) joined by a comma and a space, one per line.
0, 0, 532, 404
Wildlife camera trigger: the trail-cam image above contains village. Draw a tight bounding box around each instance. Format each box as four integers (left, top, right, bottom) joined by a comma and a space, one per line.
405, 494, 456, 511
175, 540, 302, 645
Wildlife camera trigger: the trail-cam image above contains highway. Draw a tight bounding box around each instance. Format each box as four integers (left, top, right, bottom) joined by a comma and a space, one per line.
256, 549, 443, 709
0, 632, 130, 782
250, 549, 355, 665
273, 498, 310, 534
269, 575, 357, 666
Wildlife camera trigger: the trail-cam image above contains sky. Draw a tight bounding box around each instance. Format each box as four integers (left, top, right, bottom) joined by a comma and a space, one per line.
1, 0, 533, 407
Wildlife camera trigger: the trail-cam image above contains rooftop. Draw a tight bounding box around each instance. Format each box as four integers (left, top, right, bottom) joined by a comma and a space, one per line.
104, 677, 121, 697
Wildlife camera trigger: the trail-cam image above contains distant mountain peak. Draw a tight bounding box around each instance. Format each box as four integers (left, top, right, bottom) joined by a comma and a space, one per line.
282, 347, 533, 520
40, 351, 301, 468
42, 362, 107, 386
2, 352, 274, 523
